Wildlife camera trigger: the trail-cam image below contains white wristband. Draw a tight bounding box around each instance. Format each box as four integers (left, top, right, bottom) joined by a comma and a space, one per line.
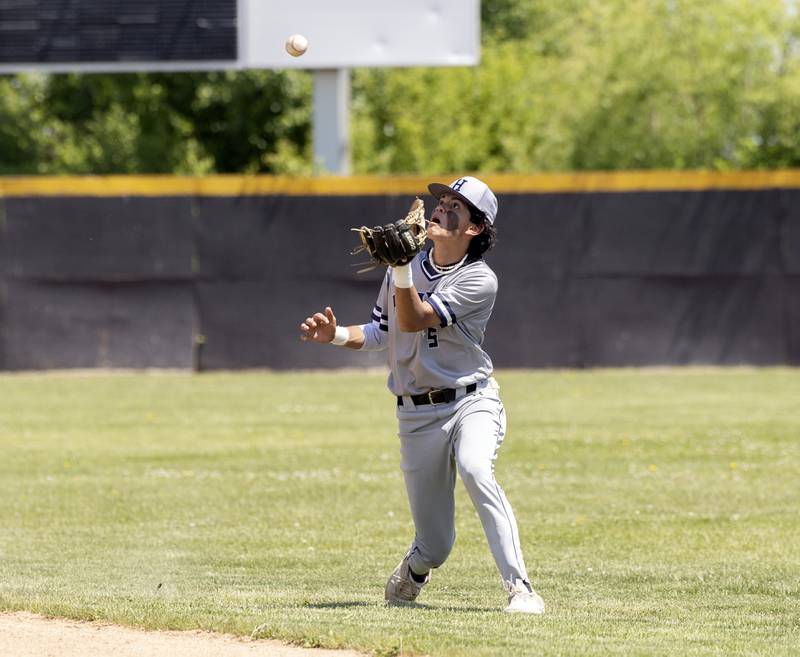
330, 325, 349, 346
393, 264, 413, 288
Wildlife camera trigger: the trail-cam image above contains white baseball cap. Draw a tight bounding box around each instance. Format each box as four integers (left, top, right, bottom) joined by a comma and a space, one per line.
428, 176, 498, 225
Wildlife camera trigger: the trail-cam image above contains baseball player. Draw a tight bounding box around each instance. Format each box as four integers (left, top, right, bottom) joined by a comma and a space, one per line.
299, 176, 544, 614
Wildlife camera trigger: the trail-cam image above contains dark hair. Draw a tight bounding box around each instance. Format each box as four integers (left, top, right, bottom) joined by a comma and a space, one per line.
467, 207, 497, 258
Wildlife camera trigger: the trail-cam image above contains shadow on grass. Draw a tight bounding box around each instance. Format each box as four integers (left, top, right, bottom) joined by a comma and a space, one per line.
304, 600, 497, 613
303, 601, 375, 609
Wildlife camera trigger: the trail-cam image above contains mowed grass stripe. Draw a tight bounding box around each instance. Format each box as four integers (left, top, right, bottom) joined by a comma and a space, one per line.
0, 368, 798, 657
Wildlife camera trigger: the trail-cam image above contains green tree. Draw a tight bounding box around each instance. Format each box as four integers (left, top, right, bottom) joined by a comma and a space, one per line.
352, 0, 800, 173
0, 75, 55, 174
0, 70, 312, 174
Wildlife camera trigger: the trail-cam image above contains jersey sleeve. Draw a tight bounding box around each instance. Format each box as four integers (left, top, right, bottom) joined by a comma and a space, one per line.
427, 268, 498, 328
358, 270, 390, 352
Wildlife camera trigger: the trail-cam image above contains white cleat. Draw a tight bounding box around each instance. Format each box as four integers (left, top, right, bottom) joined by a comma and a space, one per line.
504, 578, 545, 614
384, 555, 430, 603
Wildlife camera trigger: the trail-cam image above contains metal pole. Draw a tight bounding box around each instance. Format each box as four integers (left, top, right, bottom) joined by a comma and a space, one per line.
312, 68, 351, 174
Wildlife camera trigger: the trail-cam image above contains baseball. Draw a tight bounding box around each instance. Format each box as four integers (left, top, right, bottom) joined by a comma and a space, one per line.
285, 34, 308, 57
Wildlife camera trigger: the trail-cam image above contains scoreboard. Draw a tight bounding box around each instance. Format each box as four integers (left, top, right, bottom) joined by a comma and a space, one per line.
0, 0, 236, 67
0, 0, 479, 72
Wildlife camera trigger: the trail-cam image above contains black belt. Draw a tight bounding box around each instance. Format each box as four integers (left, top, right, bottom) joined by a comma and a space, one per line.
397, 383, 477, 407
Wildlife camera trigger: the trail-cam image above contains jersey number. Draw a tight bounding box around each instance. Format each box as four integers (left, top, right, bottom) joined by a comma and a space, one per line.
427, 327, 439, 349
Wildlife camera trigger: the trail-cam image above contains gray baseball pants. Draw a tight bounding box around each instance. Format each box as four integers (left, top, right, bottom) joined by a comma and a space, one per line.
395, 380, 530, 587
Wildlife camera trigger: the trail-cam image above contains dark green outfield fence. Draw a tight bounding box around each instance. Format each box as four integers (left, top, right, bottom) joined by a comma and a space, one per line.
0, 172, 798, 370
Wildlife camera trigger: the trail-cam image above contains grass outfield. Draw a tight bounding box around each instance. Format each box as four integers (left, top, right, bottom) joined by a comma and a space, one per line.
0, 368, 798, 657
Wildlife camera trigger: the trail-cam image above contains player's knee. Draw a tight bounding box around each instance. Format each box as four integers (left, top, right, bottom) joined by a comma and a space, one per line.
417, 531, 455, 569
458, 458, 494, 492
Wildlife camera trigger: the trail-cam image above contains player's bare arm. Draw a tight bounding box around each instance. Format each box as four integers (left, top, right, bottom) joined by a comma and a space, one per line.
299, 306, 365, 349
393, 287, 440, 332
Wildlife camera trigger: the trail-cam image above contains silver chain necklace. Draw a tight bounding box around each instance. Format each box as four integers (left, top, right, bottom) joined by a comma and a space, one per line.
429, 248, 468, 274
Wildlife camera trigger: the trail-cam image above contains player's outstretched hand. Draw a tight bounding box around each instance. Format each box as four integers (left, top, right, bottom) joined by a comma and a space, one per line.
300, 306, 338, 343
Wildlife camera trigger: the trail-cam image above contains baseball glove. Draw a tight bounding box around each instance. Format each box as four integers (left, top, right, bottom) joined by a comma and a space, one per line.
351, 198, 427, 272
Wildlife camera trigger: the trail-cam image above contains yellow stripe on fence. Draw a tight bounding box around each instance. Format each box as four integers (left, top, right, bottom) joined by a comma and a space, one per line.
1, 170, 800, 197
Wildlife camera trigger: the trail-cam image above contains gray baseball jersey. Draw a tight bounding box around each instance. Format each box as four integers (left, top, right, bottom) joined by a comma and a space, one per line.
359, 250, 497, 396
